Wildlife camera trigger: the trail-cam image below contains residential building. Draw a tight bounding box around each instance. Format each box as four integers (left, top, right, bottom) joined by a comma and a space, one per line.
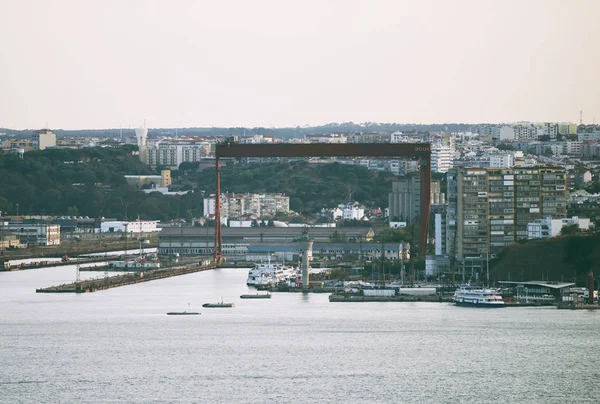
578, 132, 600, 141
447, 166, 567, 258
203, 193, 290, 219
491, 126, 515, 141
124, 170, 172, 188
430, 137, 455, 173
527, 216, 591, 239
489, 154, 515, 168
2, 139, 33, 151
565, 141, 583, 156
147, 143, 207, 168
558, 123, 577, 136
32, 129, 56, 150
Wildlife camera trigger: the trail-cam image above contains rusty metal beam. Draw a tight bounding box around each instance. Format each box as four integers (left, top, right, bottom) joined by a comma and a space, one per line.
213, 142, 432, 259
216, 143, 431, 159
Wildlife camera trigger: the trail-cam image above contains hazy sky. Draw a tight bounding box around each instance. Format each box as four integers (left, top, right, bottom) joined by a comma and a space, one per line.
0, 0, 599, 130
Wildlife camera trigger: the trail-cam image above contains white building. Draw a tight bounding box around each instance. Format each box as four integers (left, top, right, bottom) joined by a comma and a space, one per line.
489, 154, 515, 168
32, 129, 57, 150
204, 193, 290, 219
491, 126, 515, 141
338, 203, 365, 221
5, 222, 60, 246
147, 143, 207, 168
565, 141, 583, 156
135, 126, 148, 164
126, 220, 160, 234
527, 216, 591, 239
101, 220, 160, 233
431, 142, 454, 173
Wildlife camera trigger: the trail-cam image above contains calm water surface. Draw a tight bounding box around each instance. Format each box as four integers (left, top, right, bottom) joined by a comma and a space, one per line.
1, 267, 599, 403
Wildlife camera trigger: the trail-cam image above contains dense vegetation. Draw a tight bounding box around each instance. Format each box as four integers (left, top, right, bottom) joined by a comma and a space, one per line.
490, 235, 600, 286
190, 161, 397, 214
0, 147, 203, 221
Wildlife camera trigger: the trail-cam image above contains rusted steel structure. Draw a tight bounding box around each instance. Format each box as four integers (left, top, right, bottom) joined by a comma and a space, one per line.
213, 143, 431, 262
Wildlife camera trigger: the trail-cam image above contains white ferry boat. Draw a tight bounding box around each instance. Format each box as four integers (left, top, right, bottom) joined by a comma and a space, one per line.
453, 286, 505, 307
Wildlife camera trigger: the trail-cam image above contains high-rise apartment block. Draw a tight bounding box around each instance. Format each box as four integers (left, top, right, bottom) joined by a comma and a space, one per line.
32, 129, 56, 150
147, 143, 208, 168
446, 166, 566, 259
431, 139, 455, 173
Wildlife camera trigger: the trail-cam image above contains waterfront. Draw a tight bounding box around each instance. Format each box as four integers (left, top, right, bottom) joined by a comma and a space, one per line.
1, 267, 600, 403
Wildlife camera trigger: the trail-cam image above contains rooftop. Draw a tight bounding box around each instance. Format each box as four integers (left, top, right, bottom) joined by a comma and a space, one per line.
498, 281, 575, 290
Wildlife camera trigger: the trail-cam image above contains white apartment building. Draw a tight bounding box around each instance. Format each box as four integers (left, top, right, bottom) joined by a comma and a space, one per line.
527, 216, 591, 239
203, 193, 290, 219
543, 123, 558, 139
32, 129, 57, 150
489, 154, 515, 168
333, 203, 365, 221
431, 142, 454, 173
565, 141, 583, 156
147, 143, 208, 168
491, 126, 516, 141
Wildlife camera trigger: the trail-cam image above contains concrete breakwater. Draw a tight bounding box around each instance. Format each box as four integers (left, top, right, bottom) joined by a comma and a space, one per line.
35, 263, 216, 294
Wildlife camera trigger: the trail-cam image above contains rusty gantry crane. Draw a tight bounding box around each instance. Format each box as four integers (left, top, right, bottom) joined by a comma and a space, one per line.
213, 143, 431, 263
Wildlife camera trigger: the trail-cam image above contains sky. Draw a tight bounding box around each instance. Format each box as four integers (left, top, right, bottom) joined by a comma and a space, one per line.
0, 0, 599, 130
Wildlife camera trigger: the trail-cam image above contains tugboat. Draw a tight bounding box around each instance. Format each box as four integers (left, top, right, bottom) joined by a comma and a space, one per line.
167, 303, 200, 315
202, 297, 235, 308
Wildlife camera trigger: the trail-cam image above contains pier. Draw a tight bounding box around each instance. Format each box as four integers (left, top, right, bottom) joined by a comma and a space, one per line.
35, 263, 216, 293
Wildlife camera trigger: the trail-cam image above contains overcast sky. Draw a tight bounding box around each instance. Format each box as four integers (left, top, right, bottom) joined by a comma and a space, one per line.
0, 0, 598, 130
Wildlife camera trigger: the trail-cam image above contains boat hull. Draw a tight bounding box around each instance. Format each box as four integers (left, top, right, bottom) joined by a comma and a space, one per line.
202, 303, 235, 308
454, 301, 505, 308
166, 312, 200, 315
240, 294, 271, 299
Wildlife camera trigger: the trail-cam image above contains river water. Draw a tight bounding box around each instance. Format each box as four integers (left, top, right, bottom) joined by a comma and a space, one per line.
1, 267, 599, 403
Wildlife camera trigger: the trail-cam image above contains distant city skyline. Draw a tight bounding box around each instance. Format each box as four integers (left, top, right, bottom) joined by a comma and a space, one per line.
0, 0, 599, 130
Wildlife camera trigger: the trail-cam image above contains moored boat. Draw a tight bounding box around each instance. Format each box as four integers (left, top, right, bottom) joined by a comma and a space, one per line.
240, 293, 271, 299
167, 311, 200, 315
453, 286, 505, 307
203, 298, 234, 308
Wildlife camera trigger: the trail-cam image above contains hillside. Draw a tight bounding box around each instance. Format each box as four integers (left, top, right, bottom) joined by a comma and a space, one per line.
0, 147, 203, 221
490, 235, 600, 286
191, 161, 397, 213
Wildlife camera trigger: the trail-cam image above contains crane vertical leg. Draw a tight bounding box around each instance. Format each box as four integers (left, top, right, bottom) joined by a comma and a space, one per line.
419, 159, 431, 257
214, 158, 222, 263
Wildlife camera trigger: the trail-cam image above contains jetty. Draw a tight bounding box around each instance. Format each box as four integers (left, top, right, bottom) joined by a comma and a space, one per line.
35, 263, 216, 293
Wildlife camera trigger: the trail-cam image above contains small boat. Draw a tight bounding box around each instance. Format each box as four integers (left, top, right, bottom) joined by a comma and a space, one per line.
240, 293, 271, 299
202, 298, 234, 308
167, 303, 200, 315
167, 311, 200, 315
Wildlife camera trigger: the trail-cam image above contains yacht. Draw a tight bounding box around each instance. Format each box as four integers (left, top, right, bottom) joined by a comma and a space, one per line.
246, 260, 296, 287
453, 286, 505, 307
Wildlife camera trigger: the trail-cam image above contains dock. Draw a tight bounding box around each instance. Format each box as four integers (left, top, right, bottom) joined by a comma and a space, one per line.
35, 263, 216, 293
1, 257, 109, 272
556, 302, 600, 310
328, 295, 452, 303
